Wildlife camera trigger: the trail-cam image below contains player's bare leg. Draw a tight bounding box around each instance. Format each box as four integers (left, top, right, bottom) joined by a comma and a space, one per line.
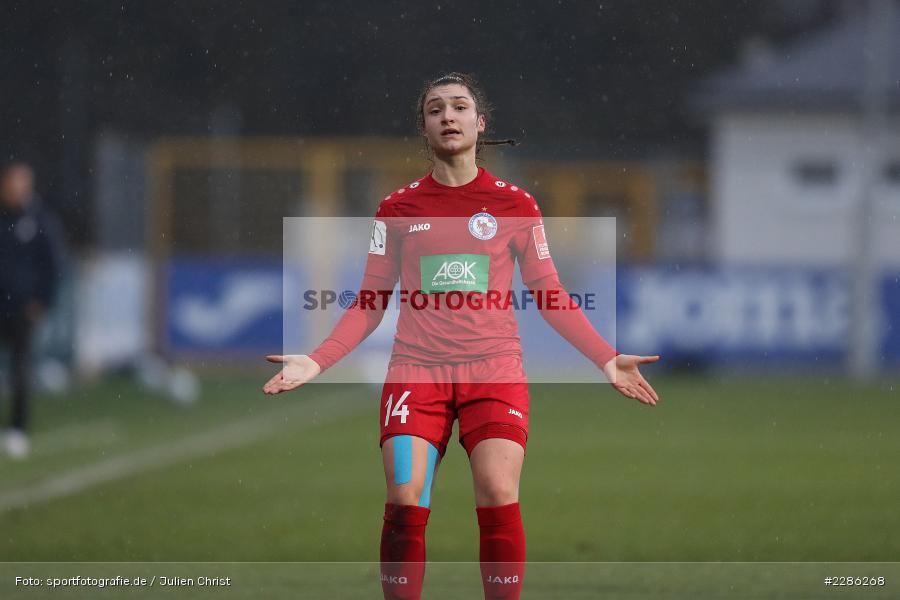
382, 435, 442, 506
379, 435, 441, 600
469, 438, 523, 506
469, 437, 526, 600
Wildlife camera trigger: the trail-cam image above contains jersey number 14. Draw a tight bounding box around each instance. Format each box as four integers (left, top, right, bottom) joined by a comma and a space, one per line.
384, 391, 411, 426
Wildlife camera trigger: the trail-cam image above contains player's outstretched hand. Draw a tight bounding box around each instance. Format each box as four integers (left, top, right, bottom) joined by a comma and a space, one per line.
602, 354, 660, 406
262, 354, 322, 395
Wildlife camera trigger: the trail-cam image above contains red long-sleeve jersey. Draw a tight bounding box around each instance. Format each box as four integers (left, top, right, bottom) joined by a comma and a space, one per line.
309, 167, 618, 372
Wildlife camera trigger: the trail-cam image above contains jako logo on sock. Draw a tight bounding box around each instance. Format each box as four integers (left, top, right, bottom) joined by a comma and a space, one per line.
485, 575, 519, 584
381, 575, 408, 585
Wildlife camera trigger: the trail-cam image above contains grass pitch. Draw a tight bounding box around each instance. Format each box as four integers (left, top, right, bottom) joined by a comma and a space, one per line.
1, 371, 898, 597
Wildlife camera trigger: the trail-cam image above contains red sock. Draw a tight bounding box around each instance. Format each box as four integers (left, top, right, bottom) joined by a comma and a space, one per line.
380, 503, 430, 600
476, 502, 526, 599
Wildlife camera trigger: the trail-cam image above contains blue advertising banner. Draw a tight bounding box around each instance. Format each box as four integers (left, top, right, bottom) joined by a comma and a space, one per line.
164, 257, 899, 368
882, 273, 900, 366
164, 258, 284, 355
615, 265, 900, 367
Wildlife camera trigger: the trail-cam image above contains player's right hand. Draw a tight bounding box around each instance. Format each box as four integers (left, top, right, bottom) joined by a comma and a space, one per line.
262, 354, 322, 394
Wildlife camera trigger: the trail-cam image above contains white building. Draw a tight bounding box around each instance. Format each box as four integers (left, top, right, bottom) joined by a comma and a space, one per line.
697, 14, 900, 269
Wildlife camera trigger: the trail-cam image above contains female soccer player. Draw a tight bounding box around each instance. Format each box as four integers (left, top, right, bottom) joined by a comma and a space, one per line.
263, 72, 660, 600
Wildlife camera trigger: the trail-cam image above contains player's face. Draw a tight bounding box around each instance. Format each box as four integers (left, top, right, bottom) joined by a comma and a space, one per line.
422, 84, 485, 158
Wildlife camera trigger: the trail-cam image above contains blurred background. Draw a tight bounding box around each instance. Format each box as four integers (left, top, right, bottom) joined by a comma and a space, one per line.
1, 0, 899, 589
3, 0, 898, 381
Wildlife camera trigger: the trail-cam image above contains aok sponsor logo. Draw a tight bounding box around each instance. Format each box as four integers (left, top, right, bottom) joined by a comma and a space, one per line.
420, 253, 489, 293
435, 260, 476, 283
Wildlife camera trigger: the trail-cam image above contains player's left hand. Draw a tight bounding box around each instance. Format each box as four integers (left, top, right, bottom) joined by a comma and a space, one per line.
262, 354, 322, 394
602, 354, 660, 406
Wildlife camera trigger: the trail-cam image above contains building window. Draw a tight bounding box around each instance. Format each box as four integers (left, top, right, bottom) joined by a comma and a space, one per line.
791, 160, 839, 186
884, 161, 900, 185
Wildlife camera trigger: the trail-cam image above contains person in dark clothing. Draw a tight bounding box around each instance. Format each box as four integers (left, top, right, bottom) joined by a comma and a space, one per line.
0, 161, 65, 459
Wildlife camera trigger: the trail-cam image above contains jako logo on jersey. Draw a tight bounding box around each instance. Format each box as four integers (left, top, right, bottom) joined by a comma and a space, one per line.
381, 575, 409, 585
508, 408, 523, 419
408, 223, 431, 232
485, 575, 519, 584
468, 212, 498, 240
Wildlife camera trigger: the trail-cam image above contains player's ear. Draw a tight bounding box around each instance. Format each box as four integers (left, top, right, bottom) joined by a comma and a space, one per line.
476, 113, 486, 133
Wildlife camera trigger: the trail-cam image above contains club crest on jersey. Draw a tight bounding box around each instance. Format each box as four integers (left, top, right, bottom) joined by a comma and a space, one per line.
468, 212, 498, 240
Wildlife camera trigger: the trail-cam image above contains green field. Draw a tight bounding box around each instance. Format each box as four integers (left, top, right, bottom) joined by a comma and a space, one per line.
1, 372, 898, 598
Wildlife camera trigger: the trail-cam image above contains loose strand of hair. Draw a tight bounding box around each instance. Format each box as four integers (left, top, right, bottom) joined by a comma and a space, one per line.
482, 139, 518, 146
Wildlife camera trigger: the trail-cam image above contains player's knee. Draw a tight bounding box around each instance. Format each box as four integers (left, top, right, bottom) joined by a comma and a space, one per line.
386, 483, 427, 506
475, 479, 519, 506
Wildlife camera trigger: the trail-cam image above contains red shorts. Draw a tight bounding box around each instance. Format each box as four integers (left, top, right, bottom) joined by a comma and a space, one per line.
379, 354, 529, 458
